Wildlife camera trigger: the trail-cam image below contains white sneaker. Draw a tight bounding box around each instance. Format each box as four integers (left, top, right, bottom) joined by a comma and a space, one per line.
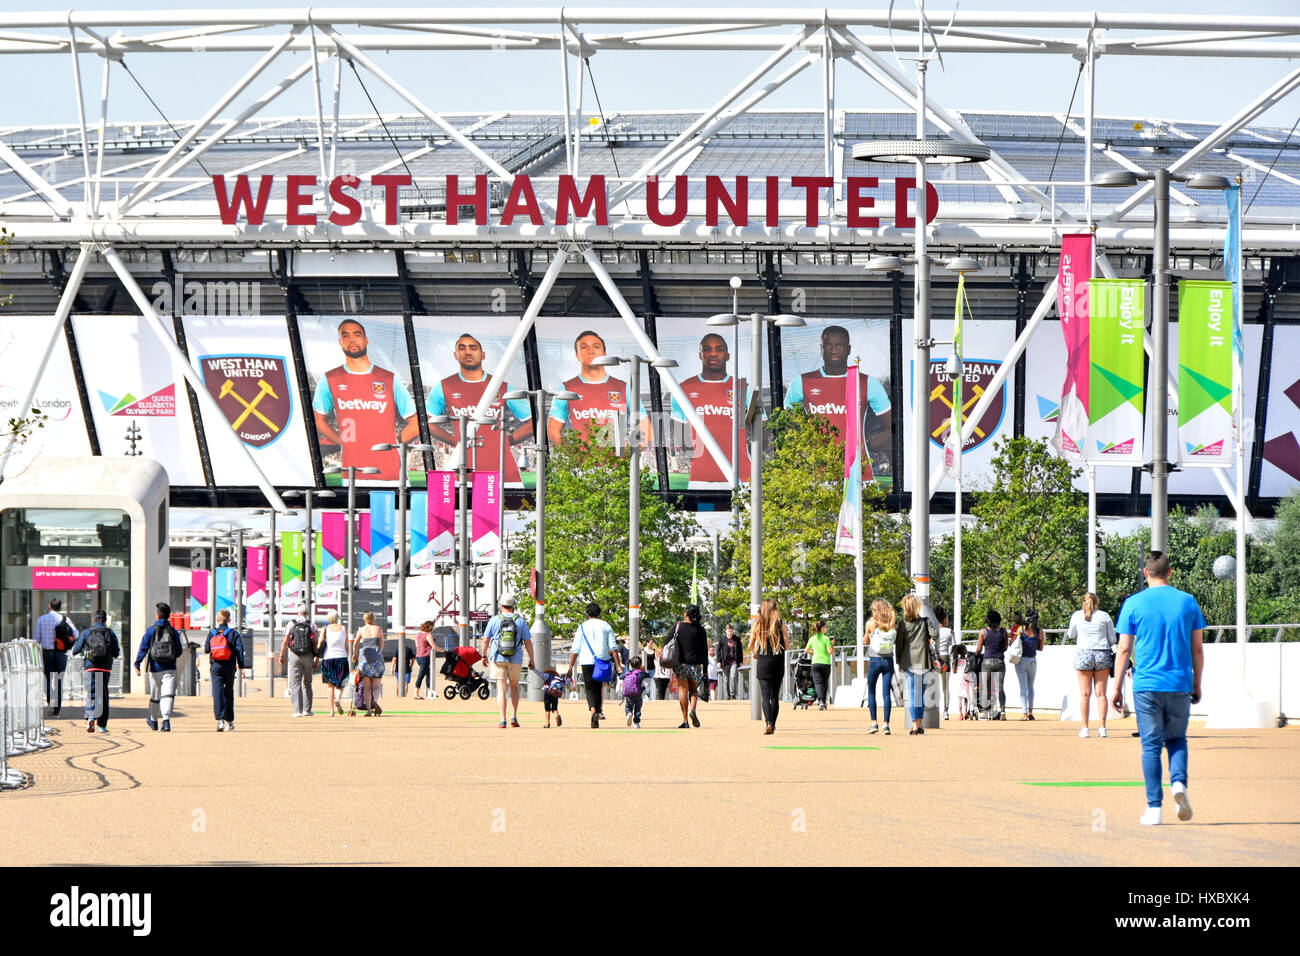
943, 712, 950, 720
291, 712, 302, 718
226, 722, 234, 732
1098, 728, 1108, 738
625, 713, 634, 727
1173, 782, 1193, 821
1078, 728, 1089, 738
867, 723, 879, 734
216, 720, 225, 732
1140, 807, 1163, 826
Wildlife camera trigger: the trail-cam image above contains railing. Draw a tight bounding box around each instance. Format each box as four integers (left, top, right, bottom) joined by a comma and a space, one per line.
1, 639, 53, 790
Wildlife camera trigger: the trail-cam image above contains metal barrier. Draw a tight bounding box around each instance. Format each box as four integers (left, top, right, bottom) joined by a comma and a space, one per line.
1, 640, 52, 791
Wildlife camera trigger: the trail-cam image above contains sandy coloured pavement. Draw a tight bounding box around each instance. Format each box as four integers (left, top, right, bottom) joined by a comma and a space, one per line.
3, 679, 1297, 867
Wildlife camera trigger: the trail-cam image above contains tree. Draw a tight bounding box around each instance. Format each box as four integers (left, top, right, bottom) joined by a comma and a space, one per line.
960, 435, 1087, 627
716, 405, 908, 647
503, 428, 695, 639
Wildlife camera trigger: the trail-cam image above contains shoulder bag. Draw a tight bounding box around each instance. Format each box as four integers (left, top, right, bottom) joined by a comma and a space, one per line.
658, 623, 681, 670
582, 625, 613, 683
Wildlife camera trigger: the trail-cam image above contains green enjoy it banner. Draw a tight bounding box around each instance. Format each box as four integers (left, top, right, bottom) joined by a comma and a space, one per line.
1088, 278, 1146, 465
1177, 280, 1234, 468
280, 531, 303, 606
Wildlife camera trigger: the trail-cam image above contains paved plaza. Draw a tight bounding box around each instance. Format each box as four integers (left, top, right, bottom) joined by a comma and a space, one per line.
4, 680, 1296, 867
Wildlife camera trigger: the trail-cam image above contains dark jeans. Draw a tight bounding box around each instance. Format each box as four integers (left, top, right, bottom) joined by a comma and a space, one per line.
810, 663, 831, 705
1135, 691, 1191, 809
867, 656, 894, 723
624, 693, 643, 722
581, 664, 603, 712
43, 649, 67, 711
211, 664, 237, 722
83, 669, 109, 727
758, 677, 781, 727
653, 677, 670, 700
414, 655, 432, 690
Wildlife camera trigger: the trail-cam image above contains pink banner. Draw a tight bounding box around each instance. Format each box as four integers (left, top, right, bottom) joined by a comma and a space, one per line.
190, 569, 211, 629
245, 547, 268, 614
471, 471, 501, 563
430, 470, 455, 562
321, 512, 346, 561
31, 567, 99, 590
1054, 233, 1093, 461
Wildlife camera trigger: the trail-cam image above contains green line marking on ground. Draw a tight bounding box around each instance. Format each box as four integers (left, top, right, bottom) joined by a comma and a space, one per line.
764, 745, 881, 751
1021, 781, 1169, 788
312, 710, 533, 717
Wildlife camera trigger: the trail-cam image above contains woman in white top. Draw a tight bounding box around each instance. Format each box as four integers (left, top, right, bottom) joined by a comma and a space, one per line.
651, 640, 672, 700
317, 611, 351, 716
1069, 592, 1117, 738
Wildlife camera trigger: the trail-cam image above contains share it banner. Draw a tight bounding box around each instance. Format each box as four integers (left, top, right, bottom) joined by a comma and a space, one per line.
1088, 278, 1146, 465
279, 531, 303, 606
319, 512, 346, 586
409, 491, 432, 573
430, 471, 455, 562
1178, 280, 1235, 468
471, 471, 501, 563
1053, 233, 1092, 462
244, 547, 268, 617
370, 491, 396, 574
190, 569, 211, 629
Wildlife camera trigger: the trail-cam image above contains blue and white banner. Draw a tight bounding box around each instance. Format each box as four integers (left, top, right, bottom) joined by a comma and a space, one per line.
215, 567, 236, 618
409, 491, 432, 573
369, 491, 396, 575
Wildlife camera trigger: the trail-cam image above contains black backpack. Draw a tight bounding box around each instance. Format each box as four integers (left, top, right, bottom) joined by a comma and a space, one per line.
149, 624, 178, 664
53, 616, 76, 651
290, 620, 314, 655
84, 626, 112, 661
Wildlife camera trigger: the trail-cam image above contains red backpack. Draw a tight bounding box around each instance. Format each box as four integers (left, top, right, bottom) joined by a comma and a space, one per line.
209, 628, 232, 662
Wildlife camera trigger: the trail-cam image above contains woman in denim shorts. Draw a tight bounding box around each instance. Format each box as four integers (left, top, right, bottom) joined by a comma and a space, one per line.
1068, 593, 1117, 738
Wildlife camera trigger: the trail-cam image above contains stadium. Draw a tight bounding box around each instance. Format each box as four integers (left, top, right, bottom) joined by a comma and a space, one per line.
0, 7, 1297, 882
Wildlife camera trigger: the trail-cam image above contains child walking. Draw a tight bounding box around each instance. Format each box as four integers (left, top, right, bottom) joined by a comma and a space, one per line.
623, 656, 649, 728
542, 666, 565, 728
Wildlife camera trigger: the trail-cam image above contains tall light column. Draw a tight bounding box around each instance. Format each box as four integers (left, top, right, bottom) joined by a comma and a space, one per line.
431, 411, 495, 648
323, 466, 379, 635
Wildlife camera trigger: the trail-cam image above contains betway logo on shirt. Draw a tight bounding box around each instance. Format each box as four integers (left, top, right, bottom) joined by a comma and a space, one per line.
336, 398, 388, 411
695, 403, 734, 417
573, 407, 617, 421
807, 402, 846, 415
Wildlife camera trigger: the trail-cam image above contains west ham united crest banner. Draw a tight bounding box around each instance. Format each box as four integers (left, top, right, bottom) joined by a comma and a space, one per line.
199, 354, 293, 448
1088, 278, 1146, 465
1178, 280, 1235, 468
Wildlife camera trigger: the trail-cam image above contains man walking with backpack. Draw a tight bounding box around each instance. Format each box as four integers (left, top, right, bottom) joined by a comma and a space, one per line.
134, 602, 184, 731
278, 605, 318, 717
480, 594, 536, 728
71, 611, 120, 734
35, 598, 76, 716
205, 608, 248, 731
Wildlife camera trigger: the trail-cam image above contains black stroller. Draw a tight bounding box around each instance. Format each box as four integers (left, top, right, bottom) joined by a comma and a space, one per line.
791, 654, 818, 710
439, 647, 491, 700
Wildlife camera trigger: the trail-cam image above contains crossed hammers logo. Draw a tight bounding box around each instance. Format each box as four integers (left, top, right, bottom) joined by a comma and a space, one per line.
218, 377, 280, 433
930, 382, 987, 440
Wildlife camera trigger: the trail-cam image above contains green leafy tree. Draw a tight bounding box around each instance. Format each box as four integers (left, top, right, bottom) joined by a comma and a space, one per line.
504, 428, 695, 639
959, 435, 1087, 628
716, 405, 908, 647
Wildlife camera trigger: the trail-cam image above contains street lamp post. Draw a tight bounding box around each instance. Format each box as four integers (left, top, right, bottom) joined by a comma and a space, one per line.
708, 308, 806, 720
504, 387, 580, 700
282, 489, 337, 624
1092, 168, 1232, 553
323, 466, 380, 635
593, 354, 677, 662
430, 411, 496, 649
371, 440, 434, 696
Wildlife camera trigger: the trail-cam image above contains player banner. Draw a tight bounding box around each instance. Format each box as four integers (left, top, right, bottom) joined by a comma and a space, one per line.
835, 364, 862, 555
319, 512, 346, 585
215, 567, 236, 619
370, 491, 396, 574
189, 569, 211, 629
244, 547, 268, 618
471, 471, 501, 562
1053, 233, 1092, 461
409, 491, 431, 573
279, 531, 304, 606
1088, 278, 1146, 465
1178, 280, 1235, 467
429, 471, 455, 562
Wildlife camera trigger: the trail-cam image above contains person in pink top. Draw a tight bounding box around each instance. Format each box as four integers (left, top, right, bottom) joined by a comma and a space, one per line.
414, 620, 436, 699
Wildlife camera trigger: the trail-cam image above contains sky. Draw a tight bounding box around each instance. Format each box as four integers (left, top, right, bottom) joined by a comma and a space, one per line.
0, 0, 1298, 133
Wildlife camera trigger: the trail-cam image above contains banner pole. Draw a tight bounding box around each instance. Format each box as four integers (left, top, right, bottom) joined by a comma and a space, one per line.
1087, 464, 1097, 593
855, 360, 864, 682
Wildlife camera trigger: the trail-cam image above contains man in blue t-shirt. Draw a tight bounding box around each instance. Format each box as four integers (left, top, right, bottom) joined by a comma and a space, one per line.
1114, 550, 1205, 827
480, 594, 536, 729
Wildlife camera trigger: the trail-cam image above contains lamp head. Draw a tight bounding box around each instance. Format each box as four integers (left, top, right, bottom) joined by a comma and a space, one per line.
503, 389, 529, 400
651, 358, 679, 368
592, 356, 624, 367
729, 276, 742, 290
707, 313, 740, 327
773, 315, 807, 328
1186, 172, 1232, 191
864, 255, 906, 272
1093, 169, 1141, 188
944, 256, 982, 275
554, 390, 582, 402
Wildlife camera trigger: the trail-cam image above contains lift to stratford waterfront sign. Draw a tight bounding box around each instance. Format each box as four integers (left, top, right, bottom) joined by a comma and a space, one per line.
211, 173, 941, 228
